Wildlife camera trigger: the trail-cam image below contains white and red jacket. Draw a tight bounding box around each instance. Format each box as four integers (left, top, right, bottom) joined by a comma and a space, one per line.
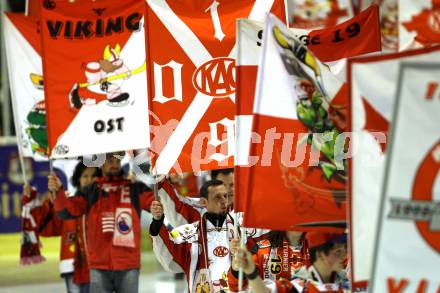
158, 180, 269, 247
54, 177, 155, 270
151, 212, 236, 293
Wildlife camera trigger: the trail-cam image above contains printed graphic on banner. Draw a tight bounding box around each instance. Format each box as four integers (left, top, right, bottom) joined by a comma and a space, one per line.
348, 46, 440, 287
371, 63, 440, 293
400, 0, 440, 48
0, 144, 68, 233
39, 0, 150, 158
146, 0, 286, 174
287, 0, 354, 29
4, 13, 49, 159
360, 0, 399, 52
244, 14, 347, 231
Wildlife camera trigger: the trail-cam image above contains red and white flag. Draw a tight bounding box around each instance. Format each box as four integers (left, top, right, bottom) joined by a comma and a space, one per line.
235, 8, 381, 213
145, 0, 286, 174
243, 14, 348, 231
235, 19, 264, 212
348, 45, 440, 288
4, 13, 47, 159
370, 62, 440, 293
400, 0, 440, 48
39, 0, 150, 158
286, 0, 354, 29
4, 12, 84, 186
360, 0, 399, 52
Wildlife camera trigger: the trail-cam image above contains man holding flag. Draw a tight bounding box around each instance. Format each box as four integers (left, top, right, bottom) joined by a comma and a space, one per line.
50, 152, 160, 293
150, 179, 234, 292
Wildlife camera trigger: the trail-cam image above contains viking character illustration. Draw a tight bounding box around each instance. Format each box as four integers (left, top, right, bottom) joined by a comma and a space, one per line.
69, 44, 144, 110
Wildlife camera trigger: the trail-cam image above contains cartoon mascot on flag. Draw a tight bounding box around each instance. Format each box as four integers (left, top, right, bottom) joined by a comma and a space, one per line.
272, 25, 347, 213
68, 44, 146, 110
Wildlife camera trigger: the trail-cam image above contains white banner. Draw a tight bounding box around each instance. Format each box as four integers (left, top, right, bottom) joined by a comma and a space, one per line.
349, 46, 440, 286
371, 63, 440, 293
4, 13, 46, 160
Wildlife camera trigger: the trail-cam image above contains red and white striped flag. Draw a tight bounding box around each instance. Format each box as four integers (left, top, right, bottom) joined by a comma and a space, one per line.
4, 13, 47, 159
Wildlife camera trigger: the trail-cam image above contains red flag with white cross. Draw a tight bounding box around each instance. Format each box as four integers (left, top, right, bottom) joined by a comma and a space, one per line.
145, 0, 286, 174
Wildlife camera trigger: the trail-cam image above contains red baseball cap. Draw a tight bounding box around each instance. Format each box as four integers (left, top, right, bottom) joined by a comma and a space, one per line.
306, 232, 347, 248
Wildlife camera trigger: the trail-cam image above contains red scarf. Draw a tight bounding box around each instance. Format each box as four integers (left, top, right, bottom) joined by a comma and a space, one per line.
20, 188, 46, 265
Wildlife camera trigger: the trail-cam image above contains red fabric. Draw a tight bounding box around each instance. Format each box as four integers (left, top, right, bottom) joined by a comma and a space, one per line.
235, 65, 259, 213
4, 13, 40, 55
305, 5, 381, 62
20, 189, 45, 265
54, 178, 154, 270
162, 179, 202, 224
306, 232, 345, 248
73, 216, 90, 284
361, 96, 389, 152
146, 0, 286, 174
403, 2, 440, 46
245, 113, 347, 232
171, 173, 199, 197
26, 0, 40, 19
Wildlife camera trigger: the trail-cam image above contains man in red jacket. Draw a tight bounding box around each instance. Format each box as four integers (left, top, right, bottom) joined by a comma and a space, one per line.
51, 152, 156, 293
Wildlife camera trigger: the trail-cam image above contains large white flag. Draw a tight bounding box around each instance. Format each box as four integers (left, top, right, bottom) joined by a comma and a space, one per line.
4, 13, 47, 160
348, 45, 440, 287
371, 62, 440, 293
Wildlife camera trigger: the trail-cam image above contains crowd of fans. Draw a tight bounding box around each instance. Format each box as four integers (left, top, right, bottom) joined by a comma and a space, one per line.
22, 152, 349, 293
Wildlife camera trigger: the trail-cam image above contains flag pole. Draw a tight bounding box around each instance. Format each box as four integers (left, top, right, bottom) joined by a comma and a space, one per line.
153, 165, 158, 200
18, 147, 28, 184
49, 158, 56, 199
238, 224, 246, 291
